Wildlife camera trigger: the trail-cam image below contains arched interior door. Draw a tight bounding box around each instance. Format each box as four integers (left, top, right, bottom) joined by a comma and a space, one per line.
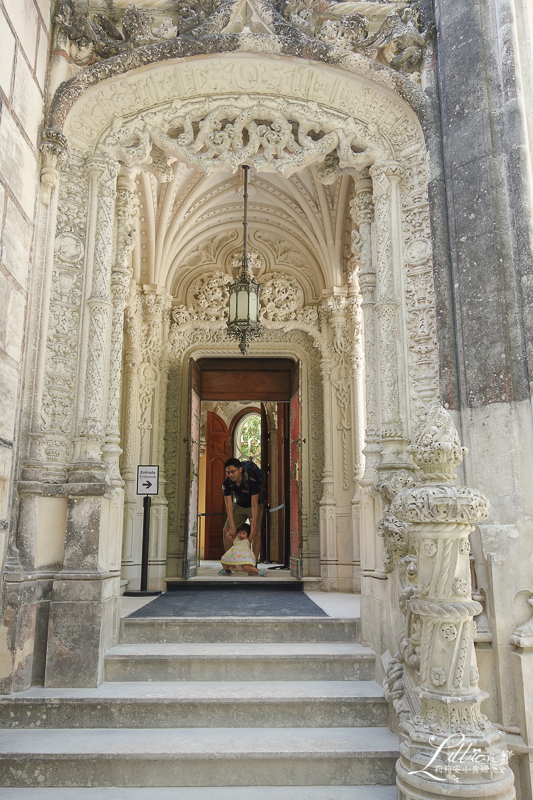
204, 411, 230, 560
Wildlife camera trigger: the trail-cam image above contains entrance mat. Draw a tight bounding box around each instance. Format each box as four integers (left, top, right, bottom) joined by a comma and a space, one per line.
127, 588, 328, 618
166, 579, 302, 592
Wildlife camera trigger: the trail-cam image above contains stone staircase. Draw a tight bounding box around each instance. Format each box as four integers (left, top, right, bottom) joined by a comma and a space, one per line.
0, 613, 399, 797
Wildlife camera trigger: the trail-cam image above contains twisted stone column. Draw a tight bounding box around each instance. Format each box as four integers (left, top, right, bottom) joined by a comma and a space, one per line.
353, 177, 382, 482
102, 169, 138, 485
121, 290, 141, 486
78, 158, 118, 464
387, 404, 515, 800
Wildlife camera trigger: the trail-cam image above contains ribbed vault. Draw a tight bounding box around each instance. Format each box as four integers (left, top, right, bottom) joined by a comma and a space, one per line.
131, 161, 354, 299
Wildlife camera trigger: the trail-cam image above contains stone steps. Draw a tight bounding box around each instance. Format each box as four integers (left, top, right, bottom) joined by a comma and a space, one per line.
120, 616, 359, 644
2, 785, 398, 799
0, 608, 398, 793
0, 726, 399, 788
104, 642, 375, 682
0, 680, 388, 728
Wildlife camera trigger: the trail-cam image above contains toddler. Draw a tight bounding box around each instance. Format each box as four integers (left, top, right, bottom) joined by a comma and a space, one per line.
219, 523, 268, 576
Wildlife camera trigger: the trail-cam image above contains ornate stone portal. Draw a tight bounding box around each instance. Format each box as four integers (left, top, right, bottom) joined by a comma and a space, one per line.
0, 7, 515, 798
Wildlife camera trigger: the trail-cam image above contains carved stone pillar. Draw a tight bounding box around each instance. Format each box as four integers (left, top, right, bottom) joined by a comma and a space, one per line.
369, 161, 406, 462
318, 301, 337, 587
348, 264, 365, 486
353, 177, 381, 483
76, 157, 118, 468
121, 289, 142, 486
386, 404, 515, 800
123, 287, 172, 590
102, 168, 138, 485
44, 158, 122, 689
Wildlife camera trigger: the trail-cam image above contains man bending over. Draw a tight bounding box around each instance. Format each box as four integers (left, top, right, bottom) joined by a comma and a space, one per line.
222, 457, 263, 562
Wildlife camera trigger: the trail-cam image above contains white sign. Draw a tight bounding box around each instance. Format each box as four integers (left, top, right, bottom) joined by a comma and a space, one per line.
137, 465, 159, 495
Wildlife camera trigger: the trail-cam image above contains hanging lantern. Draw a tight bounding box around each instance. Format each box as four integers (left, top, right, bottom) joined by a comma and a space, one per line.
227, 165, 262, 355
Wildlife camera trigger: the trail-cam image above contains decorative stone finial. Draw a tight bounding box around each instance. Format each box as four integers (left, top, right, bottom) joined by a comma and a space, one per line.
408, 401, 467, 483
39, 128, 69, 203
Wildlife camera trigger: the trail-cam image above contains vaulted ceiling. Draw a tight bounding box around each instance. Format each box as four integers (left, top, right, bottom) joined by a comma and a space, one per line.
131, 162, 354, 304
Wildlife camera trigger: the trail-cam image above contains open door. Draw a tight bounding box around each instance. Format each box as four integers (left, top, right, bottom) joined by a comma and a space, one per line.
183, 358, 201, 578
204, 411, 230, 560
289, 360, 303, 578
260, 403, 269, 561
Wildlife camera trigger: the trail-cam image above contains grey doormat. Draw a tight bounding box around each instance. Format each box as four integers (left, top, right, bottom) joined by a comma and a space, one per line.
127, 588, 328, 618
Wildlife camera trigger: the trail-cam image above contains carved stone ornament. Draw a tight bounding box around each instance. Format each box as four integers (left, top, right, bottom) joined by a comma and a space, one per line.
510, 597, 533, 650
53, 0, 434, 80
54, 1, 177, 66
171, 270, 319, 338
101, 97, 388, 181
408, 400, 468, 482
376, 404, 514, 800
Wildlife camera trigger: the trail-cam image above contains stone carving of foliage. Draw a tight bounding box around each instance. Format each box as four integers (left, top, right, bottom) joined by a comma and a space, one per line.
103, 97, 387, 180
260, 273, 304, 322
40, 156, 89, 478
409, 400, 468, 482
54, 0, 434, 80
189, 272, 232, 321
54, 1, 177, 66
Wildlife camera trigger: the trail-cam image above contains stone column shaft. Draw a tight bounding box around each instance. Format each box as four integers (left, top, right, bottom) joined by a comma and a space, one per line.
78, 158, 118, 463
369, 162, 405, 454
102, 169, 138, 484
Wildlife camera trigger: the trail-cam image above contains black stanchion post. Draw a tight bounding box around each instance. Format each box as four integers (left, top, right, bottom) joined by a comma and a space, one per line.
140, 495, 151, 592
124, 465, 162, 597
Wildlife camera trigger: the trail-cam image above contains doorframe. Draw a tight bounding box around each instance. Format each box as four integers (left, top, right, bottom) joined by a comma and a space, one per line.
170, 342, 320, 582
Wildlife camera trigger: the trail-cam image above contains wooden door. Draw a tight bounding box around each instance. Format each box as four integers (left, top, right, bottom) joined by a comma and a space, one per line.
183, 358, 201, 578
260, 404, 269, 561
204, 411, 230, 560
289, 360, 302, 578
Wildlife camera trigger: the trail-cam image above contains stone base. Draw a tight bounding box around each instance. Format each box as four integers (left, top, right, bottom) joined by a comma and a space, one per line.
44, 574, 120, 688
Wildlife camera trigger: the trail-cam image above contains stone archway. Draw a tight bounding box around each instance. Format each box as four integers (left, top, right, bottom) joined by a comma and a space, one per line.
7, 51, 439, 694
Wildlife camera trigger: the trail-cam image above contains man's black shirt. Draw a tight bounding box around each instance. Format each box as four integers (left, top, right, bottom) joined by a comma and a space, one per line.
222, 471, 260, 508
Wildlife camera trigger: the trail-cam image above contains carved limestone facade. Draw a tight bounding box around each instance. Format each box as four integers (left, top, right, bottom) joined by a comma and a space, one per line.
0, 1, 526, 797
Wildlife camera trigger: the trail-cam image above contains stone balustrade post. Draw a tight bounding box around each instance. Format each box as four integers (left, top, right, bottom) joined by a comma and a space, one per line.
386, 403, 515, 800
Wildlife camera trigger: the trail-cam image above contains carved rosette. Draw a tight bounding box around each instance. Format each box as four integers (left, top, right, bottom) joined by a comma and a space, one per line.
80, 158, 118, 454
384, 406, 514, 798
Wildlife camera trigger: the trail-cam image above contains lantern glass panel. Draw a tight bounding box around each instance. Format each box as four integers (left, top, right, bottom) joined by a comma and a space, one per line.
237, 288, 249, 320
229, 290, 237, 322
249, 290, 258, 322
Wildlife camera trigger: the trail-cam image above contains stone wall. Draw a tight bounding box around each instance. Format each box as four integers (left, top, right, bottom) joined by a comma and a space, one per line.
424, 0, 533, 794
0, 0, 52, 566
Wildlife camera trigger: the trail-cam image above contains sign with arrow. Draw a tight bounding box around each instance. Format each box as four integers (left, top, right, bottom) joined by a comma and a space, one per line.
137, 465, 159, 496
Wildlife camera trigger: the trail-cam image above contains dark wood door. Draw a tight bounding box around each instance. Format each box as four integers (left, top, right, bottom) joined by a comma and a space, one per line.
204, 411, 230, 560
260, 404, 269, 561
289, 360, 302, 578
